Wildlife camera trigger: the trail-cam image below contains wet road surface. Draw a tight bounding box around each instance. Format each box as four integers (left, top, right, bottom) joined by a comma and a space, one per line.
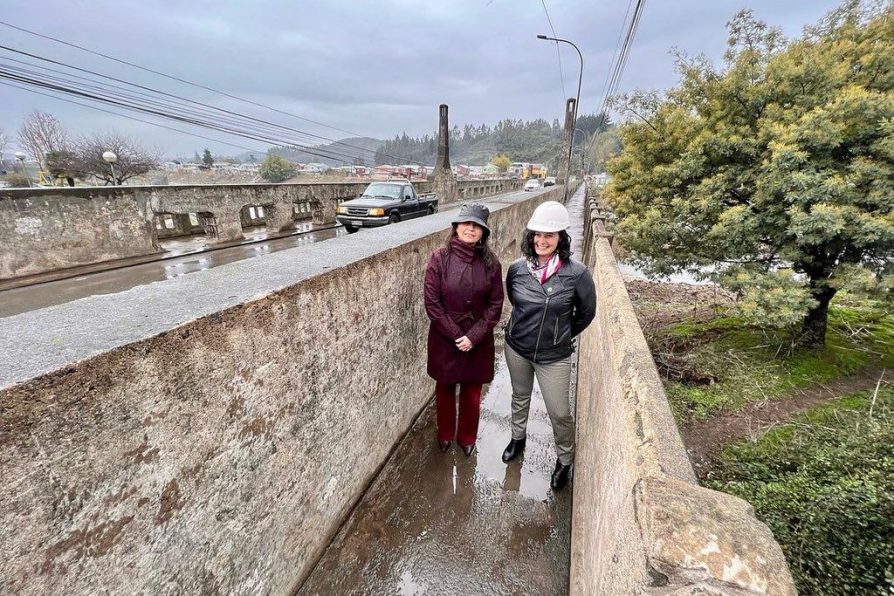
0, 224, 347, 318
297, 187, 587, 595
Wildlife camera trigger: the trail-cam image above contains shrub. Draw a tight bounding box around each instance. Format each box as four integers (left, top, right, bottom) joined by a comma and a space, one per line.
260, 155, 296, 183
2, 172, 31, 187
708, 388, 894, 594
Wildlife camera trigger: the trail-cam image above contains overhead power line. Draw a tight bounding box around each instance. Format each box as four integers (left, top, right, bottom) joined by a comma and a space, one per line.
0, 44, 396, 164
0, 22, 424, 165
540, 0, 568, 101
597, 0, 647, 119
0, 20, 375, 141
0, 56, 364, 163
587, 0, 647, 157
0, 63, 362, 165
0, 80, 269, 155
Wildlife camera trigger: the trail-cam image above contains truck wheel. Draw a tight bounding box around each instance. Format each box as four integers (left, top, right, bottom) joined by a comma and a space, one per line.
428, 204, 436, 215
344, 225, 358, 234
389, 212, 401, 224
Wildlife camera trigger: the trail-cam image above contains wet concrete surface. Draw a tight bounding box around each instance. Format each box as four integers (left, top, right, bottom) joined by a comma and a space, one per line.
297, 354, 575, 596
0, 223, 347, 318
297, 187, 587, 596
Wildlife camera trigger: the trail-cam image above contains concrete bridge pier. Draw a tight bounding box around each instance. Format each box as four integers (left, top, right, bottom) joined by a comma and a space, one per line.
262, 201, 298, 232
217, 209, 248, 242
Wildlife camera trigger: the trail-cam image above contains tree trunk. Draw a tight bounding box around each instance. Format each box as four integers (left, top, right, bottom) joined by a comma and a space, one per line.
801, 282, 837, 347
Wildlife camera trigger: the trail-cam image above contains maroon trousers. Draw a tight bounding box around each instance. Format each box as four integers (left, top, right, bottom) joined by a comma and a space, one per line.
435, 382, 482, 447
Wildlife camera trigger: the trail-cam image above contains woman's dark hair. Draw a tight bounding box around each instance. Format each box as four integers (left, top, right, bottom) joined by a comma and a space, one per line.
521, 229, 572, 262
443, 223, 498, 270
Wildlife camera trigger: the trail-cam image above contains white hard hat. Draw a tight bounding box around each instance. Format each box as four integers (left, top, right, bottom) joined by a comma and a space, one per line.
527, 201, 570, 232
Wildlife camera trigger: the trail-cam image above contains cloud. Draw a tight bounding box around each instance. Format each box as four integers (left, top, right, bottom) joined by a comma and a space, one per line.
0, 0, 845, 157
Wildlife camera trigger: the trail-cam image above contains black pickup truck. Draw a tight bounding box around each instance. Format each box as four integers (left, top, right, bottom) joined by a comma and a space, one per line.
336, 181, 438, 233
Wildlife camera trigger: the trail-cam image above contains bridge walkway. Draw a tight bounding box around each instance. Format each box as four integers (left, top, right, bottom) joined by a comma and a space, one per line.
297, 187, 586, 595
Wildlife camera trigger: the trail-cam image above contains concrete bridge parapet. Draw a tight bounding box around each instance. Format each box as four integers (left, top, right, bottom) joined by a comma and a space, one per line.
146, 182, 372, 240
570, 189, 796, 594
0, 179, 524, 281
0, 187, 160, 280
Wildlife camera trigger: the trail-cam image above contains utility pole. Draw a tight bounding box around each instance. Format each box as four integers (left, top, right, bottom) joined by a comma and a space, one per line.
558, 98, 576, 201
433, 104, 457, 203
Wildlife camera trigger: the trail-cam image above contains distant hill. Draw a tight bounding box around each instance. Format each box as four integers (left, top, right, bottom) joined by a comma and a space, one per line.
232, 137, 383, 167
373, 113, 609, 167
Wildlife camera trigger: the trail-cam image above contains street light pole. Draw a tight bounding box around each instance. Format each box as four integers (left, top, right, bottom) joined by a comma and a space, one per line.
572, 128, 588, 178
102, 151, 118, 186
538, 34, 583, 200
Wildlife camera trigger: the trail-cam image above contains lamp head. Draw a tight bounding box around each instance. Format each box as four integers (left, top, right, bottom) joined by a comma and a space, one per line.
537, 34, 548, 40
102, 151, 117, 164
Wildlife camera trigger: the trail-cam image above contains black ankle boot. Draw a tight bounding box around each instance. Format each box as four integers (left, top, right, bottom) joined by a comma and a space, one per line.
501, 437, 526, 463
550, 459, 572, 491
438, 440, 451, 453
461, 443, 476, 457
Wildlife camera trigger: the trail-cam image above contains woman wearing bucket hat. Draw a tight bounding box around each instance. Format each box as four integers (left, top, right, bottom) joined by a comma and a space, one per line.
501, 200, 596, 490
423, 203, 504, 456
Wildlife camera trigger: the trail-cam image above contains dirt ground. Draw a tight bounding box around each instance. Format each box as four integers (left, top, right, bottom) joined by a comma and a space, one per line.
624, 276, 889, 479
683, 368, 888, 479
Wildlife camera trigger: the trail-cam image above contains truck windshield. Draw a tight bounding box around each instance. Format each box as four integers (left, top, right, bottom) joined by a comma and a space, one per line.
362, 183, 403, 199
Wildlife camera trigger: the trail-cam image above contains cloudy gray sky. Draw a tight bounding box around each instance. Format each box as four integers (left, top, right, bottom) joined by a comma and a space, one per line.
0, 0, 844, 158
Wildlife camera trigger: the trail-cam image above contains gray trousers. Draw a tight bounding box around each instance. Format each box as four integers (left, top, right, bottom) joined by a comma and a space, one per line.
504, 342, 575, 465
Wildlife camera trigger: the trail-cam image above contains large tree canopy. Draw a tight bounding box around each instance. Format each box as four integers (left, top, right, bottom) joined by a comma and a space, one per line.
607, 1, 894, 345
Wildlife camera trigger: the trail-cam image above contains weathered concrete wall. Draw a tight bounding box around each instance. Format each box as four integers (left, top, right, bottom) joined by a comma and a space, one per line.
147, 182, 369, 241
0, 186, 564, 594
569, 194, 796, 594
0, 180, 521, 280
0, 188, 160, 280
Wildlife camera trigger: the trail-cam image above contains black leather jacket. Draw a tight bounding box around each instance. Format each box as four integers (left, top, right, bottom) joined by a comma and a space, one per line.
504, 257, 597, 364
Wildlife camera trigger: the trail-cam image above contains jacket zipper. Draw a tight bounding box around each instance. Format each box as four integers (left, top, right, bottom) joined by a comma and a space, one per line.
554, 317, 559, 344
533, 296, 550, 362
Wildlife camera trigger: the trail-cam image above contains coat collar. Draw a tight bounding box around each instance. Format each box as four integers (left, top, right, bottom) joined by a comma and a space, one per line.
449, 237, 479, 263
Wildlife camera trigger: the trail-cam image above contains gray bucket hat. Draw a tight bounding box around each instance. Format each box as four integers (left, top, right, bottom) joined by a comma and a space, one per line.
451, 203, 491, 233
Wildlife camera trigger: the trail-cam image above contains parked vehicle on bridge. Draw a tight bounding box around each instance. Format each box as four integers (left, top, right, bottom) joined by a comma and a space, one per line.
524, 178, 542, 192
336, 180, 438, 233
543, 176, 556, 187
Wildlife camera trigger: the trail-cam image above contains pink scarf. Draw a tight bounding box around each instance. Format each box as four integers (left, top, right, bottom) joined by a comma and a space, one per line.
528, 253, 563, 284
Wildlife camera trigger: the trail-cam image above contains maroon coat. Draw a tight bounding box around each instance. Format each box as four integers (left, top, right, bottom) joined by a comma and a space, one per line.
424, 238, 504, 384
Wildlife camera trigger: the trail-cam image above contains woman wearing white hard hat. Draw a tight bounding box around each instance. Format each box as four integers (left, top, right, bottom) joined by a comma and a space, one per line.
501, 200, 596, 491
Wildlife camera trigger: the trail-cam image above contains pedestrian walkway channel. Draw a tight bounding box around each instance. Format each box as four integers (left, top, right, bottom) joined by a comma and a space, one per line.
297, 187, 587, 595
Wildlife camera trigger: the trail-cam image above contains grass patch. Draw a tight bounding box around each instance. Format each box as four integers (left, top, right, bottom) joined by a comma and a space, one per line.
706, 385, 894, 595
656, 299, 894, 422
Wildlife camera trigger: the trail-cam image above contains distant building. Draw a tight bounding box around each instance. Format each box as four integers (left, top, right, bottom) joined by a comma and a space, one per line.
592, 172, 611, 187
303, 163, 330, 173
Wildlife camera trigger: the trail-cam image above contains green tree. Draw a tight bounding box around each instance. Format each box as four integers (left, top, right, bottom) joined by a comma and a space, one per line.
607, 2, 894, 346
260, 154, 296, 183
202, 148, 214, 168
490, 153, 511, 172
